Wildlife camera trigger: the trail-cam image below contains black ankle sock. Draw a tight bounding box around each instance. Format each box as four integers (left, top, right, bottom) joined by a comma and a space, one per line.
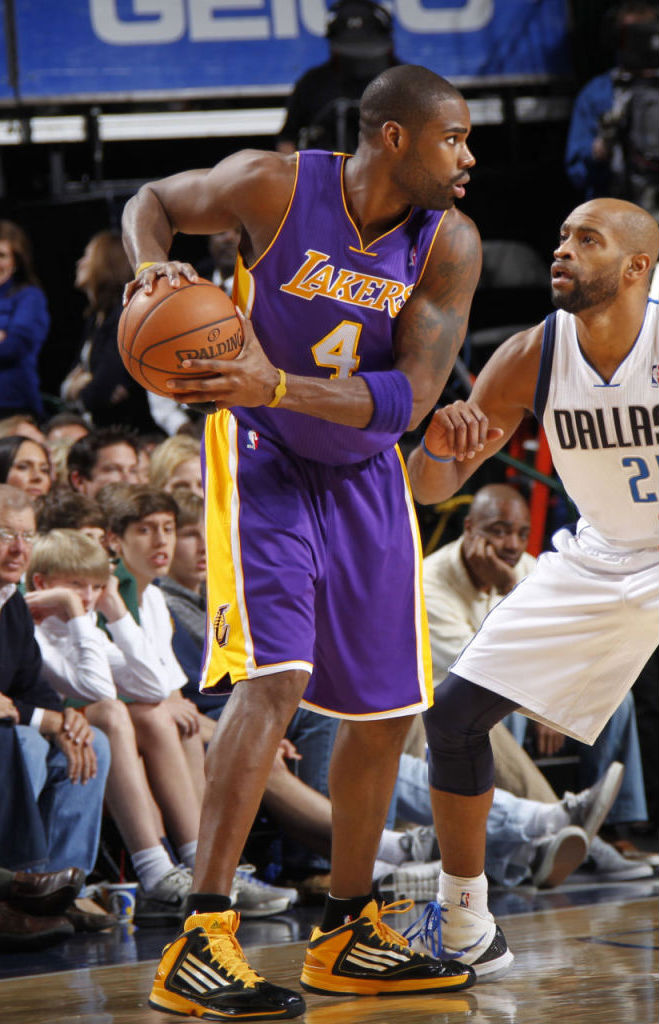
320, 893, 373, 932
183, 892, 232, 917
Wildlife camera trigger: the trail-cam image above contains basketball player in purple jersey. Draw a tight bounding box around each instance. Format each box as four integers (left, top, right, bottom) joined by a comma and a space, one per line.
404, 198, 659, 977
123, 65, 494, 1018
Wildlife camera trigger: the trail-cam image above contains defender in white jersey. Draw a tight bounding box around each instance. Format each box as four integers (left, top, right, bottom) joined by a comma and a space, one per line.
405, 198, 659, 977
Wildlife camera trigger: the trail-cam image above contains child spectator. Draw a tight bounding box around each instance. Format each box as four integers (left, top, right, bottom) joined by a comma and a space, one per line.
104, 486, 206, 796
36, 489, 107, 549
26, 527, 198, 921
149, 434, 204, 497
0, 485, 110, 882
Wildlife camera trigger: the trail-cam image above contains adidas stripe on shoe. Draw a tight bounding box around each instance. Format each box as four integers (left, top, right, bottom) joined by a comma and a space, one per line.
300, 898, 475, 997
149, 909, 305, 1020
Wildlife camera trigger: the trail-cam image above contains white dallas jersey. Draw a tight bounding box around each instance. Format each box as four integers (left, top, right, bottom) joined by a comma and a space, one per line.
535, 298, 659, 549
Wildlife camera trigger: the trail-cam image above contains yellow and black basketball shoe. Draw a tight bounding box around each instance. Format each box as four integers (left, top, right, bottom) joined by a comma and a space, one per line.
299, 899, 475, 997
149, 910, 305, 1020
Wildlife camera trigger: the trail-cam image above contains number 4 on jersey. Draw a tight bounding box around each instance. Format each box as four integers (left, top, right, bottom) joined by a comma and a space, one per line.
311, 321, 362, 379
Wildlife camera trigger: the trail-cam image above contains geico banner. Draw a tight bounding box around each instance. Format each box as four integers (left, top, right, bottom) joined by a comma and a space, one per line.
11, 0, 571, 101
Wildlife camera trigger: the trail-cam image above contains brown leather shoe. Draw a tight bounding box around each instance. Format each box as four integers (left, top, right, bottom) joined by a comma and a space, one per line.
8, 867, 86, 916
65, 897, 118, 932
0, 901, 74, 952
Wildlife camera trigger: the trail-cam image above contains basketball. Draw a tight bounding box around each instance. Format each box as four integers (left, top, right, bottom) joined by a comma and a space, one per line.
118, 276, 243, 398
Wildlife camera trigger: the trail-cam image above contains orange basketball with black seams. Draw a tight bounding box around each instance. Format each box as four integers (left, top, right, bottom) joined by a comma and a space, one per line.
118, 277, 243, 398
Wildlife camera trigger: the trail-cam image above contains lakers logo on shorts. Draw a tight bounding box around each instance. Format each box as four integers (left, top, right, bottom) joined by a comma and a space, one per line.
213, 604, 231, 647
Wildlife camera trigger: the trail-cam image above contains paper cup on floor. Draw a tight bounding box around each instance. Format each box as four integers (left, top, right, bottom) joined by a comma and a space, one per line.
101, 882, 138, 922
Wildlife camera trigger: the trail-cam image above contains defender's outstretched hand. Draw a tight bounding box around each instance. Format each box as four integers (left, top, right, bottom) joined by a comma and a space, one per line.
425, 401, 503, 461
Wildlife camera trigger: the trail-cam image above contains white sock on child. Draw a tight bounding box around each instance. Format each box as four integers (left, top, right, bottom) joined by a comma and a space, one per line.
132, 845, 175, 892
178, 840, 198, 870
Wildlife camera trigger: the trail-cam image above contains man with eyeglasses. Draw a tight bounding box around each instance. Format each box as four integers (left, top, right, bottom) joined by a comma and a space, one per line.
0, 484, 110, 903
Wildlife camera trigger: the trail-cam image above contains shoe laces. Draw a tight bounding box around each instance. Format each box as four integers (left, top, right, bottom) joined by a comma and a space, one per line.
403, 901, 473, 959
368, 899, 417, 951
202, 913, 264, 988
404, 900, 447, 958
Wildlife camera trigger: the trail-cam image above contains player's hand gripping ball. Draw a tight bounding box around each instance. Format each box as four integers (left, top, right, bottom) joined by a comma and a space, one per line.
118, 277, 243, 398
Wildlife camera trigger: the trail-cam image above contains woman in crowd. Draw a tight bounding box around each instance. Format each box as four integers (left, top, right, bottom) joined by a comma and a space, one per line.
0, 220, 50, 421
0, 435, 52, 500
60, 231, 156, 433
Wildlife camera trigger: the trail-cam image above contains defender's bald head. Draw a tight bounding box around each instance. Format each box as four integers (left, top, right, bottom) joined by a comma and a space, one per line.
569, 199, 659, 274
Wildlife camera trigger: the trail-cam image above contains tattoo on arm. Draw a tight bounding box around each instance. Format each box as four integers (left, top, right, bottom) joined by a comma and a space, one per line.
396, 217, 482, 391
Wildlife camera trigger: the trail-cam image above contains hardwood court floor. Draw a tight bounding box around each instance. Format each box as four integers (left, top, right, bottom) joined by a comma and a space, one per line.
0, 880, 657, 1024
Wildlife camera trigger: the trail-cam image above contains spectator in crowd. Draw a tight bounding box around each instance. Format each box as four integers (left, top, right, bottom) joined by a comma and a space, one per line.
565, 1, 659, 216
421, 482, 653, 880
149, 434, 204, 498
43, 412, 90, 445
0, 435, 53, 500
197, 229, 240, 295
60, 230, 157, 433
0, 484, 111, 882
135, 433, 166, 486
0, 220, 51, 422
277, 0, 398, 154
36, 489, 107, 548
0, 413, 46, 443
103, 485, 206, 830
43, 414, 91, 487
25, 528, 199, 923
67, 426, 139, 499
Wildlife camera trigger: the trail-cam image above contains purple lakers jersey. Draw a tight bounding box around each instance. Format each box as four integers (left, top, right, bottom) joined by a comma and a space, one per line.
232, 150, 446, 464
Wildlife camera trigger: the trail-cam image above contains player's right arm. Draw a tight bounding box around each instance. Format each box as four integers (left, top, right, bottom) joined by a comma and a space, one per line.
407, 324, 543, 505
121, 150, 296, 298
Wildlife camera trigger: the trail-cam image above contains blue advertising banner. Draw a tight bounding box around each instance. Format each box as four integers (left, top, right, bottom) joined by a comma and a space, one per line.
13, 0, 571, 102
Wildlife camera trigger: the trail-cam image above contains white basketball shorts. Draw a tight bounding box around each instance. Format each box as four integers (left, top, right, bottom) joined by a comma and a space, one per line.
452, 521, 659, 744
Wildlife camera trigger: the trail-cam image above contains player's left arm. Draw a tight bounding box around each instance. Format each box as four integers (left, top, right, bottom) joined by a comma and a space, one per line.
392, 208, 482, 426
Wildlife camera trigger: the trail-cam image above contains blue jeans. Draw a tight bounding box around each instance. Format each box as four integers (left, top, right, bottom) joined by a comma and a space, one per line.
503, 690, 648, 824
16, 725, 111, 875
394, 753, 552, 887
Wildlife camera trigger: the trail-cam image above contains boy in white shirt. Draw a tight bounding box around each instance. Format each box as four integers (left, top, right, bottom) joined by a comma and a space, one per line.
26, 525, 199, 921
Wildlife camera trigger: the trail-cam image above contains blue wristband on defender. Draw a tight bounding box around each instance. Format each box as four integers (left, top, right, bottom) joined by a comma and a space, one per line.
361, 369, 413, 436
421, 437, 455, 462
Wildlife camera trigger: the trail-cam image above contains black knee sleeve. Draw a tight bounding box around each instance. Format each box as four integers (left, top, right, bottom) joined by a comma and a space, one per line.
423, 672, 518, 796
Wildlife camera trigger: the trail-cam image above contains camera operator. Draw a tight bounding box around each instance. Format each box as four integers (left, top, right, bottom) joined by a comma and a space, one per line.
565, 2, 659, 217
277, 0, 398, 155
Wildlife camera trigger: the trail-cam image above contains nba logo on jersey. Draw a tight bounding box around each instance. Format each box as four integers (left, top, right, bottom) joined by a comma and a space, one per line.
247, 430, 259, 450
651, 363, 658, 387
460, 891, 470, 908
408, 245, 418, 268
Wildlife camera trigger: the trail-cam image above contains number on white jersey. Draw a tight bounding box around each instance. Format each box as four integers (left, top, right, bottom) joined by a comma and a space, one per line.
622, 455, 659, 503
